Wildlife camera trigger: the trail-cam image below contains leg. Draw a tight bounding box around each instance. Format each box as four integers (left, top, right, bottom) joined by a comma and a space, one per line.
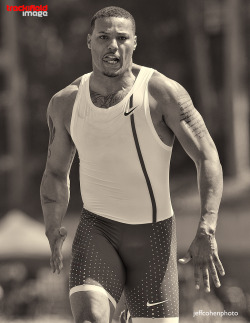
120, 216, 179, 322
70, 290, 115, 323
69, 209, 126, 323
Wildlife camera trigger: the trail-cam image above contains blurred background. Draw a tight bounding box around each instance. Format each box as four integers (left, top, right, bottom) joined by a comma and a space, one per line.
0, 0, 249, 322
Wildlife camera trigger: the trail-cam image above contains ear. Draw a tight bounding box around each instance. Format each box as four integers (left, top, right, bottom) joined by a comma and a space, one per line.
87, 34, 91, 49
133, 35, 137, 51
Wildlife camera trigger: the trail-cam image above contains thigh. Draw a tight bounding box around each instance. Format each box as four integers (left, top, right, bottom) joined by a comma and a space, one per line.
69, 209, 126, 313
121, 216, 179, 320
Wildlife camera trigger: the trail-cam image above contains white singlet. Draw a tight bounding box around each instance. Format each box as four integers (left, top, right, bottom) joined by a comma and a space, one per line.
70, 66, 174, 224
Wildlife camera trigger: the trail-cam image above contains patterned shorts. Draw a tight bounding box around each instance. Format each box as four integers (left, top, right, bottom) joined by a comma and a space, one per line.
69, 208, 179, 319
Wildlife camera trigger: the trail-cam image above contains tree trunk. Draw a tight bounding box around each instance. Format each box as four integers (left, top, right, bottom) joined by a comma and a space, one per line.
183, 0, 218, 134
1, 4, 27, 208
223, 0, 249, 176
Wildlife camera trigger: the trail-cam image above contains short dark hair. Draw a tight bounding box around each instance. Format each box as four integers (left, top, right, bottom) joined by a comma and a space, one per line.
90, 6, 136, 34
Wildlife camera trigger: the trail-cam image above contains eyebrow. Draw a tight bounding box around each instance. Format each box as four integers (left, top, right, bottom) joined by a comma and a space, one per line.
97, 31, 129, 35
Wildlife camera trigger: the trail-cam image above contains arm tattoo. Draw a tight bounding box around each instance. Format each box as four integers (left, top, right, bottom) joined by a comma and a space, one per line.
178, 92, 206, 139
48, 116, 56, 158
48, 116, 56, 145
42, 195, 57, 204
90, 89, 127, 108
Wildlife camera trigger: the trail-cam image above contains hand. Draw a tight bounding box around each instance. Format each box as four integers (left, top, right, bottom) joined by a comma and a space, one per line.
178, 233, 225, 292
46, 227, 67, 274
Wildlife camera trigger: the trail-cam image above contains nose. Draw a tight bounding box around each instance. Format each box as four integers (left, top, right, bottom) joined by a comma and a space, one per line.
108, 38, 118, 51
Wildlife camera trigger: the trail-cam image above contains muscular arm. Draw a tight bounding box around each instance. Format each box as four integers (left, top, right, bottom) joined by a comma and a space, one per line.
149, 72, 225, 291
173, 85, 223, 234
40, 92, 76, 272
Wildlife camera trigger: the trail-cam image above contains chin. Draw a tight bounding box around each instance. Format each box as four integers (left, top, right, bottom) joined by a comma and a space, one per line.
103, 72, 119, 78
103, 69, 121, 78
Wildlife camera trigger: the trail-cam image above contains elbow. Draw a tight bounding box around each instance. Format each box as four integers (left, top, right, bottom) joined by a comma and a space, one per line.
43, 168, 68, 182
197, 155, 223, 182
198, 142, 222, 165
208, 150, 222, 173
198, 156, 222, 171
40, 169, 69, 198
195, 148, 223, 175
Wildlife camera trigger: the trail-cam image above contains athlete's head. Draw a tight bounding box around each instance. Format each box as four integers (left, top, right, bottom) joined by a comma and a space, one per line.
87, 6, 137, 78
89, 7, 136, 35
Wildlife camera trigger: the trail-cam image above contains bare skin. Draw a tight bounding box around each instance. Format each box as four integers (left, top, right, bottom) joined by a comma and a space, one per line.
41, 15, 224, 323
148, 71, 225, 293
40, 79, 79, 273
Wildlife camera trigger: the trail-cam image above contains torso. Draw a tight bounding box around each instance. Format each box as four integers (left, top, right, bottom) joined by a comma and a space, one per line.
70, 66, 174, 223
62, 64, 175, 148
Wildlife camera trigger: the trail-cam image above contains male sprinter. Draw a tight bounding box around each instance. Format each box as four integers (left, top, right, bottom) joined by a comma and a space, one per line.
40, 6, 225, 323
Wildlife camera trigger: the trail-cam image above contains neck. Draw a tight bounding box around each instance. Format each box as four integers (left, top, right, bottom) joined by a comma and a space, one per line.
90, 65, 135, 95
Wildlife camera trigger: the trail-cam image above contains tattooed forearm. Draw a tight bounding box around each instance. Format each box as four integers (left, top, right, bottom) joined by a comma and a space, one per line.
178, 93, 206, 139
90, 89, 128, 108
48, 116, 56, 145
47, 116, 56, 158
42, 195, 57, 204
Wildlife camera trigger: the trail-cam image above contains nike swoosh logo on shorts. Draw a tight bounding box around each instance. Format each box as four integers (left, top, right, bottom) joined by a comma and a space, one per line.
146, 299, 168, 307
124, 106, 138, 116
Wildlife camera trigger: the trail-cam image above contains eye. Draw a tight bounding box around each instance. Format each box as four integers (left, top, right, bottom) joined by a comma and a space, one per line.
99, 35, 108, 40
118, 36, 128, 41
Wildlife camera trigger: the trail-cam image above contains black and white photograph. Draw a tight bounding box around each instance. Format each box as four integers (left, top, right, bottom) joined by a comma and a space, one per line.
0, 0, 249, 322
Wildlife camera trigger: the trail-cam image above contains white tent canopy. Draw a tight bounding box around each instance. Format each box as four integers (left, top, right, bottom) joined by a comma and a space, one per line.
0, 210, 71, 259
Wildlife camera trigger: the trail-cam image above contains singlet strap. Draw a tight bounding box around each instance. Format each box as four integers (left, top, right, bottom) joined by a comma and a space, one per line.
131, 67, 154, 109
70, 73, 91, 138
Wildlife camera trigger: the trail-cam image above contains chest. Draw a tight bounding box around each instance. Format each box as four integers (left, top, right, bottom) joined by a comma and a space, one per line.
89, 88, 132, 109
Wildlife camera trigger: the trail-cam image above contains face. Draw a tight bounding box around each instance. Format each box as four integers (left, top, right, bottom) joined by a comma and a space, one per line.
87, 17, 137, 77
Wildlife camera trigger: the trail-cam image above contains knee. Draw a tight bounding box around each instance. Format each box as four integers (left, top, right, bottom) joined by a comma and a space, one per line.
70, 289, 113, 323
74, 304, 108, 323
92, 308, 104, 322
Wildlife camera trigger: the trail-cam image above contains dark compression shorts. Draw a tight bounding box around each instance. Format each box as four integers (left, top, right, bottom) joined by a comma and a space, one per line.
69, 208, 179, 319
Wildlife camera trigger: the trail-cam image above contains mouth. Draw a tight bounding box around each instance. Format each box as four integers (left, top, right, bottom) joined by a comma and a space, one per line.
102, 54, 120, 65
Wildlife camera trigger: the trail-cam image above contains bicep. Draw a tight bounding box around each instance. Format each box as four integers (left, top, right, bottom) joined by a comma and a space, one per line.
164, 86, 218, 164
45, 100, 76, 176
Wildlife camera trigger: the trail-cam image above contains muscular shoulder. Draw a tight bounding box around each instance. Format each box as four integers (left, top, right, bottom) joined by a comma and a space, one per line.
48, 76, 82, 131
148, 70, 185, 108
148, 70, 197, 132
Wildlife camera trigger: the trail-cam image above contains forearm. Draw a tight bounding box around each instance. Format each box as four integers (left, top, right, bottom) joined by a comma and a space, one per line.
179, 156, 225, 290
196, 157, 223, 236
40, 170, 70, 236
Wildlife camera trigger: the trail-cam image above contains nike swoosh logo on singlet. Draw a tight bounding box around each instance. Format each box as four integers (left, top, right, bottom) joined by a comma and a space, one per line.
124, 106, 138, 116
146, 299, 168, 307
124, 94, 138, 116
